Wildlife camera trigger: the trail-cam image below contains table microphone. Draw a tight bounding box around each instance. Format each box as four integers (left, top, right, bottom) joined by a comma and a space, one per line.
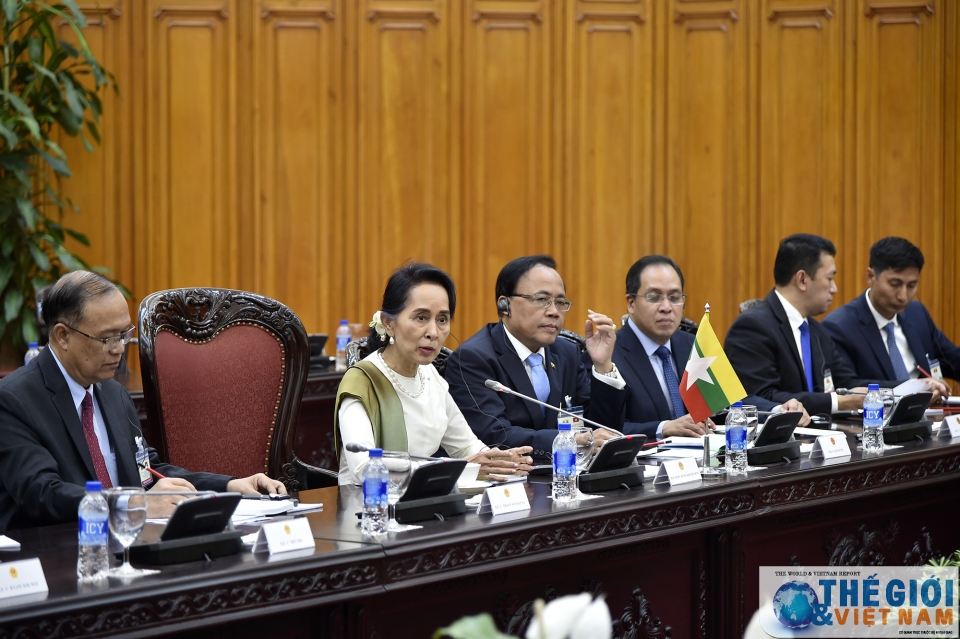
344, 442, 445, 462
836, 388, 904, 398
483, 379, 624, 436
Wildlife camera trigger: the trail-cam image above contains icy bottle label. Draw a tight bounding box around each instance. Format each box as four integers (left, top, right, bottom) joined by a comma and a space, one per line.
362, 478, 387, 507
726, 427, 747, 452
553, 450, 576, 476
79, 517, 107, 544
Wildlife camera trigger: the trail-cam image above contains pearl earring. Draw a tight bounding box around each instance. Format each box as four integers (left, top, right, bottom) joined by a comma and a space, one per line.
389, 336, 395, 345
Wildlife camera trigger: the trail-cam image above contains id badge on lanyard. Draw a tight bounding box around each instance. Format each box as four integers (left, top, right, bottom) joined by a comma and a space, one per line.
928, 357, 944, 380
135, 436, 153, 488
823, 368, 835, 393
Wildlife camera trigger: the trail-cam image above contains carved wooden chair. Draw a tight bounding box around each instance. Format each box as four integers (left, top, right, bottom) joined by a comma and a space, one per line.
557, 329, 587, 353
138, 288, 336, 491
345, 336, 453, 376
739, 298, 763, 314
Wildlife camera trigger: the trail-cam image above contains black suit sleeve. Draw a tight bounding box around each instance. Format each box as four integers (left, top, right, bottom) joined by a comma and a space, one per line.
725, 312, 834, 417
919, 304, 960, 380
0, 387, 86, 527
583, 364, 628, 434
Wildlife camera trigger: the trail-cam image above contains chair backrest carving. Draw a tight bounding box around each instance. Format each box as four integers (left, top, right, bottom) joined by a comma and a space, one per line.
138, 289, 311, 490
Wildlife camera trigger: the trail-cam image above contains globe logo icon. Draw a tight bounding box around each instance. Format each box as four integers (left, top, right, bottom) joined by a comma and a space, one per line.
772, 581, 819, 628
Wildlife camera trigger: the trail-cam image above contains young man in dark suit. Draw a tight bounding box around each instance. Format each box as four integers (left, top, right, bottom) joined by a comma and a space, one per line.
446, 255, 626, 459
724, 234, 882, 418
0, 271, 285, 533
822, 237, 957, 389
614, 255, 808, 439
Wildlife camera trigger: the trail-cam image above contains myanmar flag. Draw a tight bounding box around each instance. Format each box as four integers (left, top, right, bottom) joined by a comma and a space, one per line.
679, 310, 747, 423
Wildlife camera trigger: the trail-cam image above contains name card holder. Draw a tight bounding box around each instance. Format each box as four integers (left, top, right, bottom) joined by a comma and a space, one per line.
809, 434, 851, 460
937, 415, 960, 440
0, 558, 47, 601
653, 458, 701, 486
477, 484, 531, 516
252, 518, 315, 555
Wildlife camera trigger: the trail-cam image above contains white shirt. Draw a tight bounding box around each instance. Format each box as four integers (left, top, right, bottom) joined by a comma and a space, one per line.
50, 347, 119, 486
864, 289, 918, 379
626, 318, 674, 438
338, 352, 487, 485
501, 325, 626, 391
775, 290, 838, 413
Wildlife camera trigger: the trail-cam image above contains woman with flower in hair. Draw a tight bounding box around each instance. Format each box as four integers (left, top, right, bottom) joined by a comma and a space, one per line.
334, 263, 534, 485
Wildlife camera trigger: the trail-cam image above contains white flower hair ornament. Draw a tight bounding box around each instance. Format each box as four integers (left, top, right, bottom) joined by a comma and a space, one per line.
369, 310, 387, 339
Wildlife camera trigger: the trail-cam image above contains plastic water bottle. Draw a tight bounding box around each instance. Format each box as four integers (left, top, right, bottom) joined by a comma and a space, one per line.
24, 342, 40, 366
725, 402, 748, 476
361, 448, 388, 535
335, 319, 351, 372
552, 423, 577, 502
77, 481, 109, 582
863, 383, 884, 453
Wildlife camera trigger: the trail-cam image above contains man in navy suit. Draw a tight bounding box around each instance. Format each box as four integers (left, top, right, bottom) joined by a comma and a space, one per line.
446, 255, 626, 459
614, 255, 808, 439
822, 237, 956, 391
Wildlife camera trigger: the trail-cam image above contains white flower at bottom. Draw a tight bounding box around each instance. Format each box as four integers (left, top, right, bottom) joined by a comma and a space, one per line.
569, 596, 612, 639
525, 593, 592, 639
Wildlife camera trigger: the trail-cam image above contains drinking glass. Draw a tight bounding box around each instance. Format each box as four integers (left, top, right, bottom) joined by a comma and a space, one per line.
742, 405, 759, 446
879, 388, 896, 427
382, 451, 417, 532
105, 487, 158, 579
573, 426, 594, 472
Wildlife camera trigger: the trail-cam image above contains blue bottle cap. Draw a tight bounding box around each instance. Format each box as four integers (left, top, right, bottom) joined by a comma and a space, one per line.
28, 342, 38, 348
340, 319, 349, 324
868, 384, 880, 391
85, 481, 103, 492
368, 448, 383, 457
558, 423, 571, 431
732, 401, 743, 409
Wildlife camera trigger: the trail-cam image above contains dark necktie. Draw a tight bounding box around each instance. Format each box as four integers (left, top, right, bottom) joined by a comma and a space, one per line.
526, 353, 551, 416
81, 392, 113, 488
654, 346, 686, 419
884, 322, 911, 381
798, 321, 814, 393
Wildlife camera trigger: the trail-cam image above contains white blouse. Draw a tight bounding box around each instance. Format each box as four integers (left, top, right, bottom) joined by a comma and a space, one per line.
338, 352, 486, 485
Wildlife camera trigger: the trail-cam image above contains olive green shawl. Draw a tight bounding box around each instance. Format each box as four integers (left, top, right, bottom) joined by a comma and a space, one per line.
333, 358, 408, 463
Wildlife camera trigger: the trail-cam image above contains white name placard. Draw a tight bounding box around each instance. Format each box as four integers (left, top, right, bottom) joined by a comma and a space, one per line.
809, 434, 851, 459
938, 415, 960, 439
252, 518, 315, 555
477, 484, 531, 516
0, 558, 48, 600
653, 458, 701, 486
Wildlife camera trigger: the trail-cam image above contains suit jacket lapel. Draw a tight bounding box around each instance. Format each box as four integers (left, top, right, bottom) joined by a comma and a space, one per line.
96, 383, 138, 486
767, 291, 806, 382
619, 325, 673, 419
856, 294, 896, 379
899, 313, 929, 372
492, 323, 544, 428
39, 349, 97, 480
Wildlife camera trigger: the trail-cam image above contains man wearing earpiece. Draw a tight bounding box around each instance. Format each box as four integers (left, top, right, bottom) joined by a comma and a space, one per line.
724, 234, 899, 418
445, 255, 627, 459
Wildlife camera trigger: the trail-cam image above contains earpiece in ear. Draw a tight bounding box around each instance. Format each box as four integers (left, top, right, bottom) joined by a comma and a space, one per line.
497, 298, 510, 316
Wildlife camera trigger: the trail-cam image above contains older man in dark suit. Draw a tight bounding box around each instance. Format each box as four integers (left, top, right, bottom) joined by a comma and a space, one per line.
614, 255, 807, 439
446, 255, 626, 459
0, 271, 284, 533
823, 237, 957, 389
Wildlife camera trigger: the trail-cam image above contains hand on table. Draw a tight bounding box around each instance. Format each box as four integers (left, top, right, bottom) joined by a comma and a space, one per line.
662, 414, 714, 437
146, 477, 195, 519
469, 446, 534, 481
778, 399, 811, 426
227, 473, 287, 496
591, 427, 619, 452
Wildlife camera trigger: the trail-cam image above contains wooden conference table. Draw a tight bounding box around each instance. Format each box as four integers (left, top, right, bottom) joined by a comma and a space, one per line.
2, 425, 959, 638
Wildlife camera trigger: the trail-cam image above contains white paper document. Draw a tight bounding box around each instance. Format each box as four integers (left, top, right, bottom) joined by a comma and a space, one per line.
0, 535, 21, 551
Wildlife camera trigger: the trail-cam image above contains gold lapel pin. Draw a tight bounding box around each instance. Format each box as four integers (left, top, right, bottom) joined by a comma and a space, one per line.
550, 362, 556, 369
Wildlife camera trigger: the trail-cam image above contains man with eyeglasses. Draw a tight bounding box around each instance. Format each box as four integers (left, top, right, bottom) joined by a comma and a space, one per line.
0, 271, 285, 533
446, 255, 626, 459
614, 256, 810, 440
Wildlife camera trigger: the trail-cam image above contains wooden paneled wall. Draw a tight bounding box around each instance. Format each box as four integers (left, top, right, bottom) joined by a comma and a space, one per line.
60, 0, 960, 354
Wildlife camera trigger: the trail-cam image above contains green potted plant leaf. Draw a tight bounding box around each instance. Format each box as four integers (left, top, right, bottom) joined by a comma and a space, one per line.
0, 0, 118, 361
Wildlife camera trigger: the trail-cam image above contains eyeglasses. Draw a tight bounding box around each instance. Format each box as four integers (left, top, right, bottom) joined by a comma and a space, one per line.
63, 324, 136, 350
633, 293, 687, 306
510, 294, 573, 312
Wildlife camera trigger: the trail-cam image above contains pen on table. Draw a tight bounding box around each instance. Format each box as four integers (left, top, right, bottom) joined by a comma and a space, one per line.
917, 365, 933, 379
642, 440, 664, 448
147, 467, 167, 480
